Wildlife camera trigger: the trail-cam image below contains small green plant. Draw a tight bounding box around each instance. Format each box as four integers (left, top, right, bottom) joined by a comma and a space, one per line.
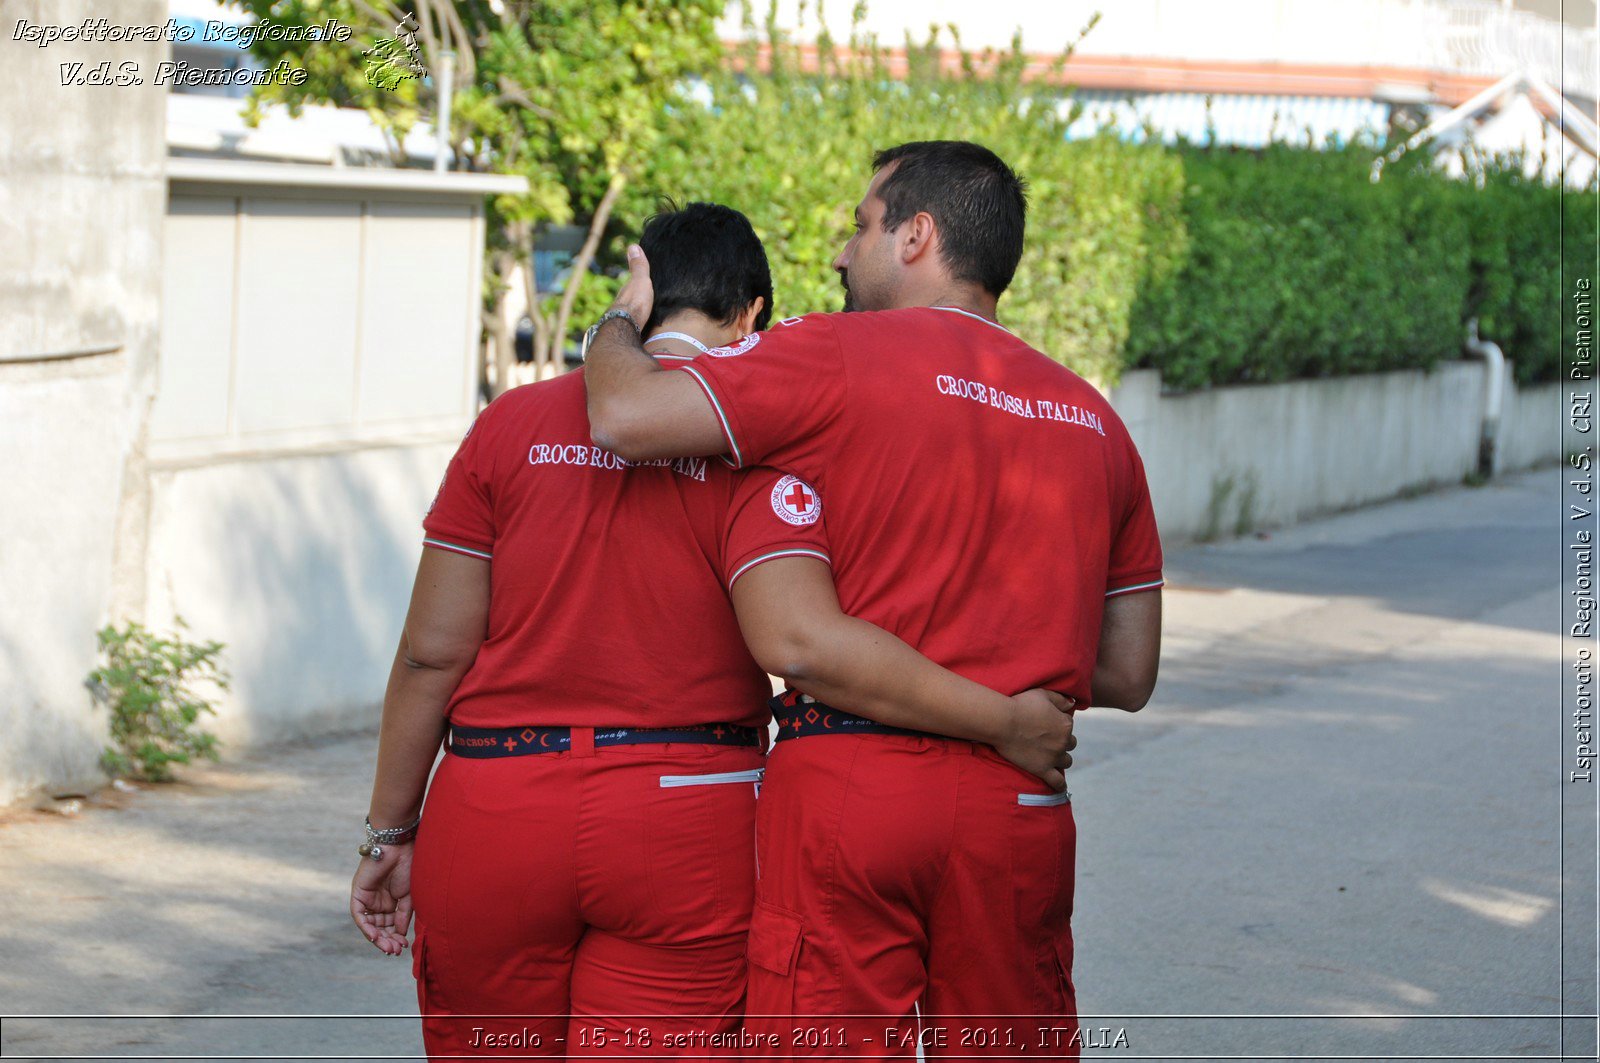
1232, 474, 1259, 537
1201, 473, 1236, 542
86, 620, 228, 782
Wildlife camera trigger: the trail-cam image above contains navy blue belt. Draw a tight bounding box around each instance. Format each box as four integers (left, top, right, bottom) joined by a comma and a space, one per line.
448, 723, 762, 758
769, 691, 940, 742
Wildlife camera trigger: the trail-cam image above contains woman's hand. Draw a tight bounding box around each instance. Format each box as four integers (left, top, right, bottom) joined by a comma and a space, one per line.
350, 842, 414, 956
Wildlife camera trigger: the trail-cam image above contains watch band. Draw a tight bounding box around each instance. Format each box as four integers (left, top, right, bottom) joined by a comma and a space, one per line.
582, 308, 638, 360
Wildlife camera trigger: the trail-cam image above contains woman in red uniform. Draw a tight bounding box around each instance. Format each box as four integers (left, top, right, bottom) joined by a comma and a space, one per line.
348, 203, 1073, 1060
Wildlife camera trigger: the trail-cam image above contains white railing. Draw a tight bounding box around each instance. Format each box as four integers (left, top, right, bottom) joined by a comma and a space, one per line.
1432, 0, 1597, 97
724, 0, 1598, 99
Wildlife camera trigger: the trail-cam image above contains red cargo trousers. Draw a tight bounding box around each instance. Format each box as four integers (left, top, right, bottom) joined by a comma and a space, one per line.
743, 733, 1080, 1060
408, 734, 765, 1060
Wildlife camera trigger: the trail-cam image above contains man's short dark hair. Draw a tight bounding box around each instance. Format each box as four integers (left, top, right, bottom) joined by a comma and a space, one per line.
639, 201, 773, 336
870, 140, 1028, 297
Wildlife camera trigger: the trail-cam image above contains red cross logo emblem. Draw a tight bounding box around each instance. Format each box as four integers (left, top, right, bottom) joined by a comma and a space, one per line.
770, 475, 821, 526
503, 737, 517, 751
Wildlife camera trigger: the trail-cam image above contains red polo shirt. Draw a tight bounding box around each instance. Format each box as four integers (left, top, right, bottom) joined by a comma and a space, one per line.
422, 363, 829, 729
675, 306, 1162, 706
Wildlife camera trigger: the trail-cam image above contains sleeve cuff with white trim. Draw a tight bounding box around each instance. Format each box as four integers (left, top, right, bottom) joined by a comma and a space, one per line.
726, 547, 833, 590
1105, 575, 1163, 598
672, 363, 745, 470
423, 536, 493, 561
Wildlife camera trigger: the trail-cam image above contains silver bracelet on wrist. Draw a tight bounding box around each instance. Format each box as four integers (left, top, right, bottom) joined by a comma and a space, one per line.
357, 813, 421, 861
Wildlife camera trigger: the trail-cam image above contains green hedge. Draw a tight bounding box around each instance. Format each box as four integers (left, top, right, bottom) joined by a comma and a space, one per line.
1459, 161, 1595, 386
1127, 143, 1593, 389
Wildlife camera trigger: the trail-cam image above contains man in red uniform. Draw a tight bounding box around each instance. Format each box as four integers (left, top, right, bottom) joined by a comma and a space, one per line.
348, 202, 1075, 1060
585, 142, 1164, 1056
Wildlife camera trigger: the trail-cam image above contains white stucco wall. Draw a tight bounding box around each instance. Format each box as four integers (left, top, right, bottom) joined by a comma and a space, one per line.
0, 365, 152, 801
1109, 361, 1562, 542
0, 0, 168, 805
142, 441, 459, 746
1499, 375, 1566, 474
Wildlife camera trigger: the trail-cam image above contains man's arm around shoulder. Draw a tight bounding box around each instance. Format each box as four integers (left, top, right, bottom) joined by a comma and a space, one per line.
731, 556, 1075, 790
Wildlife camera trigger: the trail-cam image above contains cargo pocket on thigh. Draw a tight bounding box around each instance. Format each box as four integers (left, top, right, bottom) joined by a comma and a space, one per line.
747, 901, 802, 977
1052, 936, 1077, 1016
742, 902, 806, 1043
412, 933, 431, 1010
414, 933, 470, 1062
746, 899, 805, 1025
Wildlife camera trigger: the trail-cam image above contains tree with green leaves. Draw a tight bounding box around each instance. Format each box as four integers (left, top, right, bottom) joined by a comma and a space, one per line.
235, 0, 729, 388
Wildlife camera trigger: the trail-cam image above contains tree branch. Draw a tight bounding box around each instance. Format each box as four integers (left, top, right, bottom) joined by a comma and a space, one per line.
436, 0, 478, 84
413, 0, 441, 77
549, 170, 628, 373
495, 78, 559, 122
515, 219, 551, 373
348, 0, 404, 34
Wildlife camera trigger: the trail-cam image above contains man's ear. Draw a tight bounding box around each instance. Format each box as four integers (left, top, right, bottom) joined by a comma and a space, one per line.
898, 211, 938, 266
736, 296, 766, 335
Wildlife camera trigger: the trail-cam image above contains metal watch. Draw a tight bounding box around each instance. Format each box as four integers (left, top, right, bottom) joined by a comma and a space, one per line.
582, 308, 638, 360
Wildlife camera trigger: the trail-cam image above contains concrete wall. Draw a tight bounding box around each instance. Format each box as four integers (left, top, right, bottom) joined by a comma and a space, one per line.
1499, 374, 1566, 474
142, 442, 459, 746
1109, 361, 1563, 543
0, 0, 168, 805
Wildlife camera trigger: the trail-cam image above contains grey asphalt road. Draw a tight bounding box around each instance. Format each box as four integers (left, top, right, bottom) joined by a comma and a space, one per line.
0, 467, 1586, 1063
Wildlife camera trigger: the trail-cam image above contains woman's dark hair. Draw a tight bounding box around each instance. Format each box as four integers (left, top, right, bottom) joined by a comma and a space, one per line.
870, 140, 1028, 297
639, 201, 774, 336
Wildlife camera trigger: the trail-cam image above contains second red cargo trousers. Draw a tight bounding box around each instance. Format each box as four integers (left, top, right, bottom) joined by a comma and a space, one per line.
743, 730, 1080, 1060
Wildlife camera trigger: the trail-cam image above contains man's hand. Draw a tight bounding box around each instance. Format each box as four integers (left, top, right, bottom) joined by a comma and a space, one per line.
610, 244, 654, 329
584, 242, 729, 461
994, 688, 1076, 792
350, 842, 414, 957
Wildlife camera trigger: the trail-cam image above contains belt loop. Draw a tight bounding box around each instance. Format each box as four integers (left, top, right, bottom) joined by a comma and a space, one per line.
570, 726, 595, 758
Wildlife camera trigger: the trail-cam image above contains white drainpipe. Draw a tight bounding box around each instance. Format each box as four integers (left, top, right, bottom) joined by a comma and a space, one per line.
1463, 317, 1505, 478
434, 50, 456, 172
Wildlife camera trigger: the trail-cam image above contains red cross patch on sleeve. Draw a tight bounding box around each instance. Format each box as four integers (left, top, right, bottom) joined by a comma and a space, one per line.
770, 475, 821, 526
